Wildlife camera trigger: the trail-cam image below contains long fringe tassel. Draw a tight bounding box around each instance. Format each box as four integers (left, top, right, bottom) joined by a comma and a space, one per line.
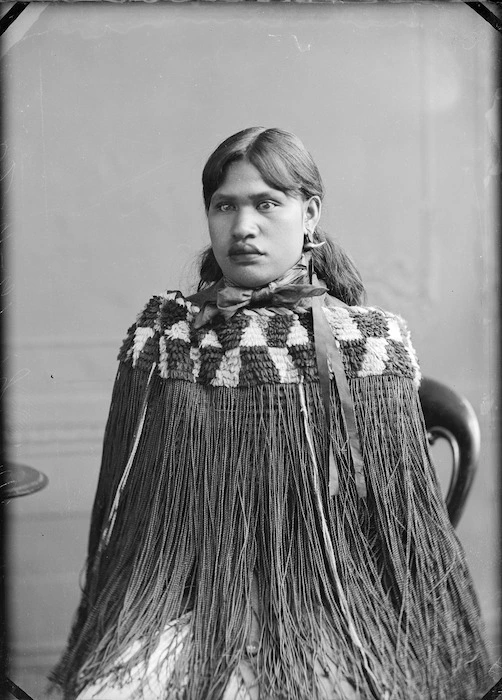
344, 376, 490, 698
51, 368, 491, 700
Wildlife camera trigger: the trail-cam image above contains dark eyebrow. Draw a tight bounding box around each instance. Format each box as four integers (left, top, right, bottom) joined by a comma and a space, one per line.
210, 193, 237, 203
211, 190, 285, 203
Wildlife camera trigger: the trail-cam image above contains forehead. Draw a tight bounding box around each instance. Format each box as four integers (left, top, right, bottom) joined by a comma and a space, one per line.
214, 160, 282, 197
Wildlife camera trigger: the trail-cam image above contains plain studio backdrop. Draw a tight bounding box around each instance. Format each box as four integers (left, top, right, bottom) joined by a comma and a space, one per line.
2, 1, 500, 696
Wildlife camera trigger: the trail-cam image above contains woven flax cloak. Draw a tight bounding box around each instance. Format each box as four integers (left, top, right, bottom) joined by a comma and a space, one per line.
52, 291, 490, 700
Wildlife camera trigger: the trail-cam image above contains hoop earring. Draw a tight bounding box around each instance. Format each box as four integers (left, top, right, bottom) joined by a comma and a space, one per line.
303, 229, 325, 251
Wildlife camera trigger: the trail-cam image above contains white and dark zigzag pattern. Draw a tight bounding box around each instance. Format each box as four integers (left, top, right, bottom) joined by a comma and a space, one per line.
118, 291, 421, 388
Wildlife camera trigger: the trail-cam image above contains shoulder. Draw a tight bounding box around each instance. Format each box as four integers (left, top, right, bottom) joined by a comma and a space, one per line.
136, 290, 196, 322
323, 296, 421, 386
322, 296, 411, 343
117, 291, 197, 368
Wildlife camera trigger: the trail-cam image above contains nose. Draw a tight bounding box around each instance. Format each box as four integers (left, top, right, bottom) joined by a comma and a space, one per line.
231, 207, 258, 239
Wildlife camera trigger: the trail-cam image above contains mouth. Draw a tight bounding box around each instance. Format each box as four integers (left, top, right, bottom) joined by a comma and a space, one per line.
228, 244, 263, 260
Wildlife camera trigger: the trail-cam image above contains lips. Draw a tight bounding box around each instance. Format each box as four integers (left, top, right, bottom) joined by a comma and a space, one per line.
228, 243, 263, 258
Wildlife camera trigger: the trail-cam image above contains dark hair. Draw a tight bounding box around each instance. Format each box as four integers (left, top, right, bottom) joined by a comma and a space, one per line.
199, 127, 365, 306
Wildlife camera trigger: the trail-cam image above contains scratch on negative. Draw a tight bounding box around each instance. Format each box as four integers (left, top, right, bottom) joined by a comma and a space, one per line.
268, 34, 311, 52
291, 34, 311, 53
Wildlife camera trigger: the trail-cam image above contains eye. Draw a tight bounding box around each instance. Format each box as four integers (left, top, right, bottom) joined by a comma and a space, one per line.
214, 202, 234, 212
257, 200, 278, 212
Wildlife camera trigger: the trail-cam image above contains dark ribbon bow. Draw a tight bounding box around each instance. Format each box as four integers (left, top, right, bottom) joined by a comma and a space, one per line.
193, 281, 326, 329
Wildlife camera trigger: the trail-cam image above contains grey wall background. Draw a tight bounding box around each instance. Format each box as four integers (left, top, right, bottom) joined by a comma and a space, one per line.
3, 2, 500, 696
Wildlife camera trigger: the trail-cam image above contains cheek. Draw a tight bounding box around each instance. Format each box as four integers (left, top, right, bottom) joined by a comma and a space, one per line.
281, 219, 305, 254
207, 227, 228, 269
207, 220, 223, 251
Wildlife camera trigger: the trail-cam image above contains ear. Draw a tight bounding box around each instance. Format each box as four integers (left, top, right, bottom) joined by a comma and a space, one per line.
303, 196, 322, 233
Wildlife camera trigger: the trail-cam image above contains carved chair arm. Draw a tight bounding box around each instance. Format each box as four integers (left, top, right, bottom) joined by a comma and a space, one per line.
419, 377, 480, 528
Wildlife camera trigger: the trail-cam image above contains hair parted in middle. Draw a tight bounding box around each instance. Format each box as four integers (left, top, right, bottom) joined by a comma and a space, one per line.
198, 127, 365, 306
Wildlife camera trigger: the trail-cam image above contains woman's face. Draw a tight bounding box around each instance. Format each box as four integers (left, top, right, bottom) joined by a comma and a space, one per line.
207, 159, 320, 288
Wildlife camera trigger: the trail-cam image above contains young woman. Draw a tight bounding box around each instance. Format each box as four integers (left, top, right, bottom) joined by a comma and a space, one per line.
52, 127, 490, 699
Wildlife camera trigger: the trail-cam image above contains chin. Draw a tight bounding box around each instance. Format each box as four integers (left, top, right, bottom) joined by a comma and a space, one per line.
229, 270, 275, 288
223, 257, 300, 288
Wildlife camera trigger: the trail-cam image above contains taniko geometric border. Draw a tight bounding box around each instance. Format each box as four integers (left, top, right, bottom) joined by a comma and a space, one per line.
121, 291, 421, 388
